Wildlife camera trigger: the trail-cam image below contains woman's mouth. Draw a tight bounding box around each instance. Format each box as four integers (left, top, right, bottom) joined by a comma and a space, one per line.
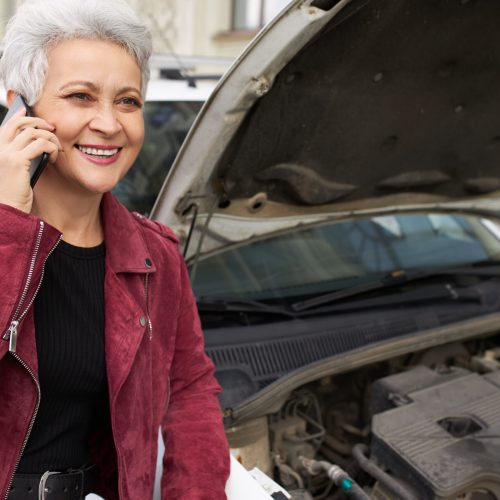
75, 144, 122, 165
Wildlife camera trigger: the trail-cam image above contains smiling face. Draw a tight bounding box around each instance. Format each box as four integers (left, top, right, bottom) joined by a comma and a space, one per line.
32, 38, 144, 195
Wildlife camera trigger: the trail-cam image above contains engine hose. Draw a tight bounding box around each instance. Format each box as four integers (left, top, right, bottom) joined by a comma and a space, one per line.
351, 444, 416, 500
347, 483, 372, 500
299, 457, 370, 499
275, 461, 305, 490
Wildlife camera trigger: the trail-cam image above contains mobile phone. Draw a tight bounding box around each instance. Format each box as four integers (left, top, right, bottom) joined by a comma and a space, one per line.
1, 95, 49, 187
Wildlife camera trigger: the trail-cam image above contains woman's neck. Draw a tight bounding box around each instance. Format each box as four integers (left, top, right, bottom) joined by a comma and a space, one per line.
31, 176, 104, 248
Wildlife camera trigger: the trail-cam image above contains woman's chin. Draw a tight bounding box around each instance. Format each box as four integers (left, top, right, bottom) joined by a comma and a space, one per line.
79, 178, 121, 195
65, 171, 124, 196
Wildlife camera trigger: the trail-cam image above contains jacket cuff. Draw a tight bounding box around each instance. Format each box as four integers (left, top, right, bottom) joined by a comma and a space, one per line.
0, 201, 36, 218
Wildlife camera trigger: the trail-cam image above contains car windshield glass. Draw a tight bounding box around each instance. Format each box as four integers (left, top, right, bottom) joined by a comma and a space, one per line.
113, 100, 203, 215
190, 213, 500, 302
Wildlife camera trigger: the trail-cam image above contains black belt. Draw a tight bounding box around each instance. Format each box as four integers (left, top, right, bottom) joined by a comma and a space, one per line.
7, 464, 98, 500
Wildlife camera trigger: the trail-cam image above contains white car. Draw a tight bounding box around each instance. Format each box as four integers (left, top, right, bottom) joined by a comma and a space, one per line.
151, 1, 500, 499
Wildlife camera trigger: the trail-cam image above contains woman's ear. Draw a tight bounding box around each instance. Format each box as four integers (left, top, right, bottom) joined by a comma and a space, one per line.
6, 90, 17, 107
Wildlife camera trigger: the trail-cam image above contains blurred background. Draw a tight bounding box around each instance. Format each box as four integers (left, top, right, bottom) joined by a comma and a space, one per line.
0, 0, 291, 75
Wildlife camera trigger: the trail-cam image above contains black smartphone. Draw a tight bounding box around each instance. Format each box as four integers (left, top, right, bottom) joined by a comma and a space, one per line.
1, 95, 49, 187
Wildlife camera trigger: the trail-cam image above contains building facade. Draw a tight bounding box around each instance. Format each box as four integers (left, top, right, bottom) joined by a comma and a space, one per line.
133, 0, 288, 55
1, 0, 290, 76
3, 0, 290, 55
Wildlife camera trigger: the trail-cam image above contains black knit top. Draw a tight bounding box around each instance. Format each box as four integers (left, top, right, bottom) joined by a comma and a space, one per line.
18, 239, 108, 473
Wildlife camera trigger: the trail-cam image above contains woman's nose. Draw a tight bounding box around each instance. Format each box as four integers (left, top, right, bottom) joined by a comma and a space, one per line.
88, 104, 123, 136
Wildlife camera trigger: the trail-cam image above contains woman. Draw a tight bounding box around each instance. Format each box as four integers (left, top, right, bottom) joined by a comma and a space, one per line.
0, 0, 230, 499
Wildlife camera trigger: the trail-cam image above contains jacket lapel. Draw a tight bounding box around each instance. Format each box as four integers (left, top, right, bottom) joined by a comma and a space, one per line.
101, 194, 157, 399
101, 193, 157, 274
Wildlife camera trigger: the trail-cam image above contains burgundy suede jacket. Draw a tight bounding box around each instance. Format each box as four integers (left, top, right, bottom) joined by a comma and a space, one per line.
0, 193, 229, 499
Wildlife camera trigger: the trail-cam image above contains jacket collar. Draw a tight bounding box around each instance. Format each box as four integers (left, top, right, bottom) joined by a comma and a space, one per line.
101, 193, 157, 274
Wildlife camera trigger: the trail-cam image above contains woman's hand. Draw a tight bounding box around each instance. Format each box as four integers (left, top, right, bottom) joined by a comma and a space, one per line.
0, 107, 62, 213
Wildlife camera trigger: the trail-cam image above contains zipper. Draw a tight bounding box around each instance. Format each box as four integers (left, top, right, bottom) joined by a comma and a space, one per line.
3, 232, 61, 499
5, 233, 62, 354
110, 274, 153, 498
3, 221, 45, 351
6, 321, 19, 353
144, 273, 153, 340
3, 355, 41, 500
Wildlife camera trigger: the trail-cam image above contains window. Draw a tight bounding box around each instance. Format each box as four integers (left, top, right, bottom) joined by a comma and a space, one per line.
232, 0, 290, 31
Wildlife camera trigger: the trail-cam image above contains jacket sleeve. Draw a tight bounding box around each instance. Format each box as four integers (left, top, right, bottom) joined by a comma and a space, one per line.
161, 257, 230, 499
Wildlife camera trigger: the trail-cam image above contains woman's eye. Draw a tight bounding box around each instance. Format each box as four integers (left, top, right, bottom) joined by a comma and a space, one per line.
67, 93, 90, 101
120, 97, 142, 108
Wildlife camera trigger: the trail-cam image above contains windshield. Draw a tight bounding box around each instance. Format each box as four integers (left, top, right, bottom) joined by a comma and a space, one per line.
191, 213, 500, 301
113, 100, 203, 215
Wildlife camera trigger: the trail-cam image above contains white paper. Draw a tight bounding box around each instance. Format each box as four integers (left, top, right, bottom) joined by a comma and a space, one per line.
225, 455, 274, 500
249, 467, 291, 498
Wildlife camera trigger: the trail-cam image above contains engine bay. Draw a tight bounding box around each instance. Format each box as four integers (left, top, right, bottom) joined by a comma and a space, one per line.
227, 335, 500, 500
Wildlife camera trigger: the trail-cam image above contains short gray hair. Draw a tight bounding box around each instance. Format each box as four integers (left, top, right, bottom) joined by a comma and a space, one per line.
0, 0, 153, 105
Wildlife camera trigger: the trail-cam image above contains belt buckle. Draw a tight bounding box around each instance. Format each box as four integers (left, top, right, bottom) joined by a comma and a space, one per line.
38, 471, 60, 500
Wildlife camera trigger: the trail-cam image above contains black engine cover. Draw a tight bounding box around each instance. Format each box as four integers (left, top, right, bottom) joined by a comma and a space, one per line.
371, 367, 500, 499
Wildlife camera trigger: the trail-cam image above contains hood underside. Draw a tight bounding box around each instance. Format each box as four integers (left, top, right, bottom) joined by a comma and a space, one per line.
220, 0, 500, 206
153, 0, 500, 249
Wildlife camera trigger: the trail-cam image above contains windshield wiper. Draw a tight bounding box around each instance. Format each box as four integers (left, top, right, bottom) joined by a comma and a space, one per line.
291, 260, 500, 312
299, 283, 483, 315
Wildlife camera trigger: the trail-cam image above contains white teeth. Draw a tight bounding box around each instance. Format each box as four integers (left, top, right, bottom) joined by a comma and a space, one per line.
78, 146, 119, 156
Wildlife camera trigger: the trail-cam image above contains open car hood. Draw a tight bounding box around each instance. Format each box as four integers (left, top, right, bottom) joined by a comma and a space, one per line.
152, 0, 500, 258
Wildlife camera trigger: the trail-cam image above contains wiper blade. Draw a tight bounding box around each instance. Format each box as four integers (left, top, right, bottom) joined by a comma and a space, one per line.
292, 261, 500, 312
196, 296, 295, 317
301, 283, 481, 315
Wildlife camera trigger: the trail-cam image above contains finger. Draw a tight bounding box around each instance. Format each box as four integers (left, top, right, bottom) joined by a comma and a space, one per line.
22, 138, 59, 164
17, 116, 55, 132
0, 108, 25, 141
1, 116, 55, 140
0, 106, 28, 125
12, 127, 63, 151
